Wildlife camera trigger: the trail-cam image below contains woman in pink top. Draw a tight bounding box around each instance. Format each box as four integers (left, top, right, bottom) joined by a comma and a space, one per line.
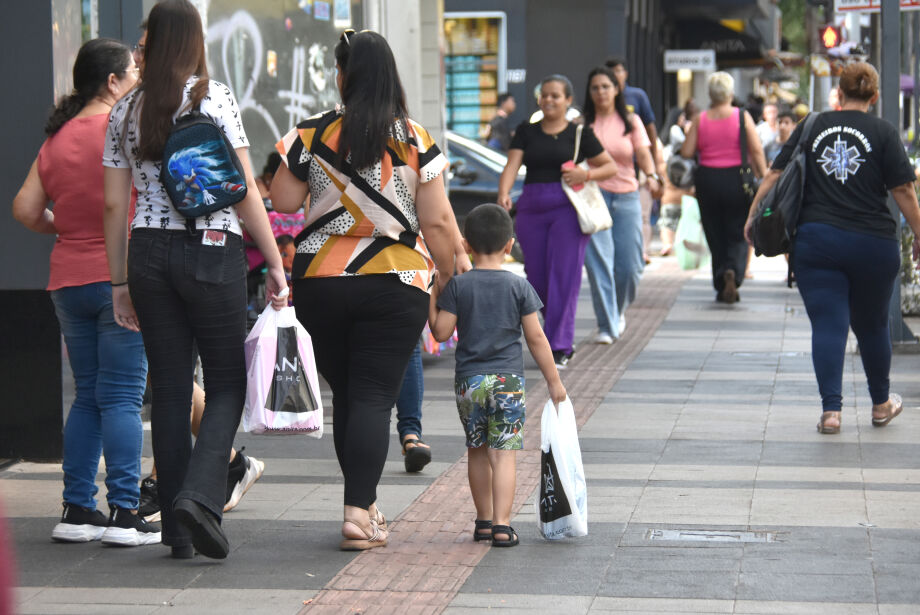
12, 39, 160, 546
681, 71, 766, 303
582, 66, 660, 343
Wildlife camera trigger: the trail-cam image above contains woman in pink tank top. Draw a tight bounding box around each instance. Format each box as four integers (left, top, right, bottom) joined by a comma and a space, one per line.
681, 71, 766, 303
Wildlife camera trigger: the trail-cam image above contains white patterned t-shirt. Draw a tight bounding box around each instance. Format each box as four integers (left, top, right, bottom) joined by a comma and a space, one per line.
103, 77, 248, 234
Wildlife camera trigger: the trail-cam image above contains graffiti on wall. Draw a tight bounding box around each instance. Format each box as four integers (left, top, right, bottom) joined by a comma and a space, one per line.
205, 2, 360, 173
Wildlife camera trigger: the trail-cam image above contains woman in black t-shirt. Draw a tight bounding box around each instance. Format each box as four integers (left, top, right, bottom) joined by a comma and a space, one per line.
745, 62, 920, 435
498, 75, 617, 369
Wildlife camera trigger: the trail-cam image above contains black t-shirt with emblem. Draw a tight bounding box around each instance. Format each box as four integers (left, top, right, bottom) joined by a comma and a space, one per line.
772, 110, 915, 240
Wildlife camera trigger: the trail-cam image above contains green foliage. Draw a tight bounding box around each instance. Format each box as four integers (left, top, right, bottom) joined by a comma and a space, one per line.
779, 0, 807, 54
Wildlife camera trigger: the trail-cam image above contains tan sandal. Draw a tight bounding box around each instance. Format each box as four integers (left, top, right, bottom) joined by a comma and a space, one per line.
369, 505, 387, 532
872, 394, 903, 427
816, 411, 841, 434
340, 520, 387, 551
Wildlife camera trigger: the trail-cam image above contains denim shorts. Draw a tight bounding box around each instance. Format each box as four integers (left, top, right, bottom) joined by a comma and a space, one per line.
454, 373, 525, 450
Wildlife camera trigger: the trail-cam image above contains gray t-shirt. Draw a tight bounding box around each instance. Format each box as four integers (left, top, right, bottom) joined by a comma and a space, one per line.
437, 269, 543, 377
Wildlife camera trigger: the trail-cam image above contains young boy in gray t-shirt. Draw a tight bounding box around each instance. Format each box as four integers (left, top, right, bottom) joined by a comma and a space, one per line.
429, 204, 566, 548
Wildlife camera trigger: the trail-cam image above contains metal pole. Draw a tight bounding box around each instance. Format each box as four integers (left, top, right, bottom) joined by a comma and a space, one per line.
882, 0, 915, 344
914, 11, 920, 148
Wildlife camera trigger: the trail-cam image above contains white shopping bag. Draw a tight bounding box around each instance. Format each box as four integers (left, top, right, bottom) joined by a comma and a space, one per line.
535, 397, 588, 539
242, 302, 323, 436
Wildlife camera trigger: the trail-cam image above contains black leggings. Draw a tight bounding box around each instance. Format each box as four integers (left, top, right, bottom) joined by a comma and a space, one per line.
695, 165, 750, 292
293, 275, 428, 508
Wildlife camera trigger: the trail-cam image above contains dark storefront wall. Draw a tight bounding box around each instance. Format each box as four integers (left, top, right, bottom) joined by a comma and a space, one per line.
444, 0, 668, 129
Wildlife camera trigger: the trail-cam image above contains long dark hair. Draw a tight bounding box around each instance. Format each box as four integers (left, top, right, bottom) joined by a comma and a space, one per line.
135, 0, 209, 160
45, 38, 131, 136
583, 66, 632, 135
334, 30, 409, 170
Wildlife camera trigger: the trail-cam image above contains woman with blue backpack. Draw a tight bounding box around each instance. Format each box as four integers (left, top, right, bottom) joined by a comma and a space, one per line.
102, 0, 286, 559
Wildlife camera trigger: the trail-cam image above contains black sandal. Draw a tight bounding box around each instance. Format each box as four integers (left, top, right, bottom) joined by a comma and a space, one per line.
401, 436, 431, 473
491, 524, 519, 547
473, 519, 492, 542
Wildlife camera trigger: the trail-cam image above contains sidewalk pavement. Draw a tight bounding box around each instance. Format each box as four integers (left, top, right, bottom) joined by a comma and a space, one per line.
4, 254, 920, 614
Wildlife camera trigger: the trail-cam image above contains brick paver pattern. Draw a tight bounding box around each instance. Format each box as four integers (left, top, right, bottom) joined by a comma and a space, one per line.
301, 263, 694, 614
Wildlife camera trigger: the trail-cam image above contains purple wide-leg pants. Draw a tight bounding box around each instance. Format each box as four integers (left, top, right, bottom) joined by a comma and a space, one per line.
514, 182, 589, 353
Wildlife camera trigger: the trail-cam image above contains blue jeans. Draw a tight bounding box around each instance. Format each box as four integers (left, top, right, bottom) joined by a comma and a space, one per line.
793, 223, 899, 411
584, 189, 644, 337
395, 341, 423, 441
128, 229, 248, 547
51, 281, 148, 511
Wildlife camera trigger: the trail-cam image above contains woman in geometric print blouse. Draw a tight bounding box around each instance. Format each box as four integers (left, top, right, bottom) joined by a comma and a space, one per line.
271, 29, 462, 550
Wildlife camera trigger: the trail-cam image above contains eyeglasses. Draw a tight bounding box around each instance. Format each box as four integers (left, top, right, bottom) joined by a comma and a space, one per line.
132, 43, 145, 54
128, 67, 140, 77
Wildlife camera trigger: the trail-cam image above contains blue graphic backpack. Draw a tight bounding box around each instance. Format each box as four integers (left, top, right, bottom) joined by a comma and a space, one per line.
161, 105, 247, 219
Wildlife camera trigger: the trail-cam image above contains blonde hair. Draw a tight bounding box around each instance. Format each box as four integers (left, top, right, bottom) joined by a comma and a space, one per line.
708, 71, 735, 105
838, 62, 879, 102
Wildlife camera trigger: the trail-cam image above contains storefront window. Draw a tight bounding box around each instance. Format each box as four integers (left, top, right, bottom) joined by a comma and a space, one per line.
444, 13, 506, 141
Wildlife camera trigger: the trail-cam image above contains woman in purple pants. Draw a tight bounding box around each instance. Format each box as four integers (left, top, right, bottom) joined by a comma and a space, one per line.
498, 75, 617, 369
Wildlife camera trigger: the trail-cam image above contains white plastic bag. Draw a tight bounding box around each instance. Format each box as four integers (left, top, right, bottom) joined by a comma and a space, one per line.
535, 397, 587, 539
242, 303, 323, 436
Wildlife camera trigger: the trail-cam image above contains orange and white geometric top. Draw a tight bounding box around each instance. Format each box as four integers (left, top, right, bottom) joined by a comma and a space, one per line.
276, 109, 448, 294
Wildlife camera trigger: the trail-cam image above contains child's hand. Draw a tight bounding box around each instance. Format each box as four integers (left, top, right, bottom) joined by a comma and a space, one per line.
549, 382, 567, 406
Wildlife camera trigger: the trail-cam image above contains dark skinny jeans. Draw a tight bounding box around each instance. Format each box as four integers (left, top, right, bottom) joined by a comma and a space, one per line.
793, 222, 899, 412
293, 275, 428, 509
128, 228, 248, 547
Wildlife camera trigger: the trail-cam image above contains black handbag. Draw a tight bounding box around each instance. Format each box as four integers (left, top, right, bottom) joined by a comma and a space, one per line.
737, 109, 757, 203
750, 113, 819, 257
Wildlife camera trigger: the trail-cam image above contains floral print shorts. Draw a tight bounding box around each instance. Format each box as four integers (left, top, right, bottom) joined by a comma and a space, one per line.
454, 373, 525, 450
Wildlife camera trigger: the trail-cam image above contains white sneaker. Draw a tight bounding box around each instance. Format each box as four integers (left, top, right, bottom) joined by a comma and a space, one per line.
224, 452, 265, 512
594, 332, 614, 345
617, 316, 626, 337
51, 504, 108, 542
100, 506, 161, 546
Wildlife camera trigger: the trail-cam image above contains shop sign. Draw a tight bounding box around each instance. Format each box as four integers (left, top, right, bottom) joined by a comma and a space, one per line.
664, 49, 716, 72
834, 0, 920, 11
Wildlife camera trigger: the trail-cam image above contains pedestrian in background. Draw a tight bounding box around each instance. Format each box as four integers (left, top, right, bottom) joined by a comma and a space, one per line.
681, 71, 766, 303
271, 29, 461, 551
103, 0, 287, 559
745, 62, 920, 434
13, 38, 158, 546
429, 204, 566, 548
486, 93, 516, 151
498, 74, 617, 369
606, 58, 665, 262
582, 66, 660, 343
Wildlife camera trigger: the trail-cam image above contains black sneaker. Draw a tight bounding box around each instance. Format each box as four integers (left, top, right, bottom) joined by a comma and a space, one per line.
101, 505, 162, 546
51, 503, 108, 542
223, 448, 265, 512
553, 350, 574, 370
138, 476, 160, 522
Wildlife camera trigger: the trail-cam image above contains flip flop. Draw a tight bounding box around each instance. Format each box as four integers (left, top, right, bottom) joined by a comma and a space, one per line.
872, 394, 903, 427
340, 520, 387, 551
816, 411, 841, 434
